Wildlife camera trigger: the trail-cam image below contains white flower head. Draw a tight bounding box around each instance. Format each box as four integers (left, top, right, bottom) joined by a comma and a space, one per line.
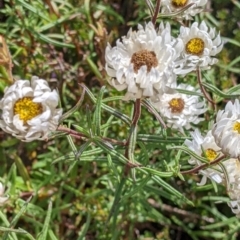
105, 22, 183, 101
0, 183, 8, 205
160, 0, 207, 20
0, 76, 62, 142
175, 21, 223, 75
152, 84, 206, 131
184, 129, 223, 185
218, 158, 240, 217
228, 199, 240, 217
212, 99, 240, 158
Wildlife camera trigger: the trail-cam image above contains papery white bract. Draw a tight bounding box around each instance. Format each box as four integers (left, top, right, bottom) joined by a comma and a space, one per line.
175, 21, 223, 75
212, 99, 240, 158
152, 84, 206, 131
0, 183, 8, 205
0, 76, 62, 142
105, 22, 183, 101
219, 158, 240, 217
160, 0, 207, 20
184, 129, 223, 185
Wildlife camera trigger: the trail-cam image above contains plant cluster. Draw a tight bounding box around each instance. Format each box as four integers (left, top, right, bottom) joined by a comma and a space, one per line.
0, 0, 240, 239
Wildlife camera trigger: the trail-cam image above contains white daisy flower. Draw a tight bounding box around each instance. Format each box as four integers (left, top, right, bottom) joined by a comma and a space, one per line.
175, 21, 223, 75
184, 129, 224, 185
0, 183, 8, 205
219, 158, 240, 217
212, 99, 240, 158
105, 22, 183, 101
160, 0, 207, 20
0, 76, 62, 142
228, 200, 240, 217
152, 84, 206, 131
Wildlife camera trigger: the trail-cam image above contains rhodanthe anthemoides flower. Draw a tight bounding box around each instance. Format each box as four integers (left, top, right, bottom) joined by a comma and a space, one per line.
212, 99, 240, 158
0, 76, 62, 141
160, 0, 207, 20
217, 158, 240, 217
186, 128, 240, 216
152, 84, 206, 131
0, 183, 8, 205
175, 21, 223, 75
184, 129, 224, 185
105, 22, 183, 101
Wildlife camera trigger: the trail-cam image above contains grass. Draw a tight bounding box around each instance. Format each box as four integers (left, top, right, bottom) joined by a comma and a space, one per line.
0, 0, 240, 239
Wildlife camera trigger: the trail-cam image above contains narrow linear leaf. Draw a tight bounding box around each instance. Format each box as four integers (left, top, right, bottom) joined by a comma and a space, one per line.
201, 217, 237, 230
13, 154, 30, 183
108, 177, 126, 223
121, 176, 151, 202
35, 32, 74, 48
80, 83, 131, 125
93, 137, 129, 165
60, 88, 85, 122
15, 0, 50, 21
138, 134, 189, 143
140, 167, 174, 178
86, 57, 102, 79
38, 200, 52, 240
77, 212, 92, 240
93, 86, 106, 135
2, 197, 32, 240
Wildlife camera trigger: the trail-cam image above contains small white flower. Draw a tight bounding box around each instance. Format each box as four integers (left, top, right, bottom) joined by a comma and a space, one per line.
212, 99, 240, 158
0, 76, 62, 142
160, 0, 207, 20
175, 21, 223, 75
152, 84, 206, 131
0, 183, 8, 205
228, 200, 240, 217
219, 158, 240, 217
105, 22, 183, 101
184, 129, 223, 185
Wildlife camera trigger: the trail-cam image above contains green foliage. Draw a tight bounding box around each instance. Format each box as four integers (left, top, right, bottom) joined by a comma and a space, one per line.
0, 0, 239, 240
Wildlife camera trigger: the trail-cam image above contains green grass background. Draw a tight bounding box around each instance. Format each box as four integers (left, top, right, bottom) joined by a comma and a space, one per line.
0, 0, 240, 239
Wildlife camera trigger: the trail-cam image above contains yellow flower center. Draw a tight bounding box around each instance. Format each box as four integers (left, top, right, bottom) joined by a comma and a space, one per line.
14, 97, 43, 123
204, 148, 218, 161
172, 0, 188, 8
130, 49, 158, 73
168, 98, 185, 113
233, 121, 240, 134
186, 38, 205, 55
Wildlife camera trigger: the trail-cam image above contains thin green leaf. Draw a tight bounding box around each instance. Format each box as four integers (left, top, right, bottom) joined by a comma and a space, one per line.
59, 88, 85, 122
167, 145, 211, 164
15, 0, 50, 21
2, 197, 32, 240
141, 167, 174, 178
77, 212, 92, 240
138, 134, 189, 143
81, 83, 131, 125
108, 177, 126, 223
201, 217, 237, 230
13, 154, 31, 183
93, 86, 105, 135
202, 82, 240, 98
35, 32, 75, 48
121, 176, 151, 202
86, 57, 102, 79
38, 200, 52, 240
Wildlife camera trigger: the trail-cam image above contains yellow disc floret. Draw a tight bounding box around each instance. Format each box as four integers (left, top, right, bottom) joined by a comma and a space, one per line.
186, 38, 205, 55
14, 97, 43, 123
172, 0, 188, 8
131, 49, 158, 73
168, 98, 185, 113
233, 121, 240, 134
205, 148, 218, 161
